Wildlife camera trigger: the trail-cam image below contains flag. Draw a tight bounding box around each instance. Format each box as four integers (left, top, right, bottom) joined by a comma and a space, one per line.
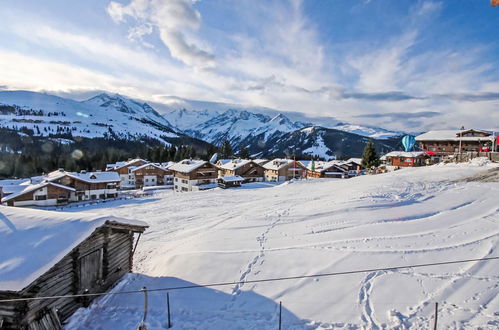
492, 0, 499, 6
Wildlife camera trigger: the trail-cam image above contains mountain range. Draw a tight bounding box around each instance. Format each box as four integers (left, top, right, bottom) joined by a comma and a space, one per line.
0, 91, 404, 159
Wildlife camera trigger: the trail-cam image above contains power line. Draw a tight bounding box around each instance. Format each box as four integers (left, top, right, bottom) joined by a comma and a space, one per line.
1, 256, 497, 303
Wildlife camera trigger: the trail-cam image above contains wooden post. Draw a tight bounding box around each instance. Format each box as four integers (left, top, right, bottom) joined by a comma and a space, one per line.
278, 301, 282, 330
167, 292, 171, 328
137, 287, 148, 330
433, 302, 438, 330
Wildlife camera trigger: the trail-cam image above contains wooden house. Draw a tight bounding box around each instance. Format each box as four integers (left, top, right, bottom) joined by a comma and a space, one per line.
263, 159, 306, 182
382, 151, 430, 167
106, 159, 149, 189
1, 171, 119, 207
218, 159, 265, 182
415, 129, 496, 162
170, 159, 219, 192
0, 206, 147, 329
217, 176, 245, 189
131, 163, 174, 188
304, 160, 349, 179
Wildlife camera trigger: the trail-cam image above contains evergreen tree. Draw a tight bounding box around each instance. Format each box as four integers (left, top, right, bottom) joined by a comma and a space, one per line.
219, 140, 233, 159
238, 146, 250, 159
361, 140, 380, 169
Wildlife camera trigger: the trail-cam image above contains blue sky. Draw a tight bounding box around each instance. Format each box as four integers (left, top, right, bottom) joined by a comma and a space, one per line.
0, 0, 498, 131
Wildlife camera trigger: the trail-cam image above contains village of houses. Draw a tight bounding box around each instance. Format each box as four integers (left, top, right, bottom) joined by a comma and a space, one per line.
0, 128, 498, 329
0, 128, 498, 208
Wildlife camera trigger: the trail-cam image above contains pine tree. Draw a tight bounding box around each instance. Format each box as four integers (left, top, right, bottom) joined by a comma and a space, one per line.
361, 140, 380, 169
238, 146, 250, 159
219, 140, 233, 159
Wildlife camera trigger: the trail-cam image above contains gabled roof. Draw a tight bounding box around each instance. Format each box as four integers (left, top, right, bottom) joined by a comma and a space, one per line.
219, 159, 253, 170
106, 158, 149, 170
219, 175, 245, 182
169, 159, 212, 173
1, 181, 75, 203
416, 130, 495, 142
0, 206, 147, 292
383, 151, 428, 158
216, 159, 233, 166
47, 170, 120, 183
253, 159, 269, 165
263, 159, 295, 170
131, 163, 169, 173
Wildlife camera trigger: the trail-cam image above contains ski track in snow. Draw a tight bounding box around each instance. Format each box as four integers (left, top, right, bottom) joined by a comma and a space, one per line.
63, 162, 499, 329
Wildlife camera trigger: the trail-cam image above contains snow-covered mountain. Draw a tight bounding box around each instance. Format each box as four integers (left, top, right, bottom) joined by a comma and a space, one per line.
243, 125, 400, 159
175, 110, 306, 147
161, 99, 403, 141
163, 106, 402, 158
0, 91, 182, 145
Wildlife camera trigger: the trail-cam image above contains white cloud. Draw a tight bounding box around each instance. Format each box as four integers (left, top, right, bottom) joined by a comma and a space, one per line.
107, 0, 215, 68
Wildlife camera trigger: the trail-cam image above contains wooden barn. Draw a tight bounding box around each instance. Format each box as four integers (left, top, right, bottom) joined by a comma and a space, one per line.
0, 206, 147, 329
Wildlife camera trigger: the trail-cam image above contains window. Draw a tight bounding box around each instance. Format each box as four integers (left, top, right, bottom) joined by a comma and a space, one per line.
145, 179, 148, 182
175, 178, 178, 182
99, 194, 105, 199
182, 179, 188, 184
91, 195, 97, 200
182, 187, 188, 191
35, 195, 47, 200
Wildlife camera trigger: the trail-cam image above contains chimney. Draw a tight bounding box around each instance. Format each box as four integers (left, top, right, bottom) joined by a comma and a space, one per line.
80, 170, 87, 174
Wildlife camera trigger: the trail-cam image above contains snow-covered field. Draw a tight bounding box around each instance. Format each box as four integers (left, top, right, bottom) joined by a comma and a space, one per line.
65, 160, 499, 329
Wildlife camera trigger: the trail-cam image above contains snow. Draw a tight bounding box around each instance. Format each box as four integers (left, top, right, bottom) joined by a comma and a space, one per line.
383, 151, 428, 158
262, 159, 294, 170
219, 159, 252, 170
416, 130, 496, 142
168, 159, 208, 173
0, 207, 147, 291
219, 175, 245, 182
0, 91, 178, 145
60, 161, 499, 329
302, 133, 332, 159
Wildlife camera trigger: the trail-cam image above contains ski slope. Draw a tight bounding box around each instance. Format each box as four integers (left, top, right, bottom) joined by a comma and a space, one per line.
66, 160, 499, 329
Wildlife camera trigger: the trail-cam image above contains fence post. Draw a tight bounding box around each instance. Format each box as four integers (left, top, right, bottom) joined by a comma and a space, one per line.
433, 302, 438, 330
278, 301, 282, 330
137, 287, 148, 330
167, 292, 172, 328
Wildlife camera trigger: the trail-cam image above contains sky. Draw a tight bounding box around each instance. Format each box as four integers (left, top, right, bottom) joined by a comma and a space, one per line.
0, 0, 498, 132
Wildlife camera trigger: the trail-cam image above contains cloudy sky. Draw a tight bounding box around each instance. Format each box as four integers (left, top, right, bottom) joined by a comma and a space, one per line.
1, 0, 498, 131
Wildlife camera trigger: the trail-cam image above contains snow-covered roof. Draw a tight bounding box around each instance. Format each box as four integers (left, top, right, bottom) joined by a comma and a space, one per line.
131, 163, 169, 172
219, 159, 252, 170
169, 159, 208, 173
416, 130, 495, 142
1, 181, 75, 203
106, 158, 149, 170
0, 206, 147, 291
253, 159, 269, 165
216, 159, 232, 166
346, 158, 362, 166
263, 159, 295, 170
0, 179, 32, 195
160, 161, 176, 169
383, 151, 428, 158
46, 170, 120, 183
219, 175, 245, 182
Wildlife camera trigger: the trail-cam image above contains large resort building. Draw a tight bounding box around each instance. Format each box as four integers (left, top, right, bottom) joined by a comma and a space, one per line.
416, 129, 497, 162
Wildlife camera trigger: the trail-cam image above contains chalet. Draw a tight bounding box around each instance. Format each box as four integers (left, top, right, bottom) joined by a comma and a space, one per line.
303, 160, 349, 179
218, 175, 245, 189
218, 159, 265, 182
170, 159, 218, 192
416, 129, 497, 161
382, 151, 430, 167
263, 159, 306, 182
215, 159, 232, 167
105, 158, 149, 189
131, 163, 174, 188
1, 170, 120, 207
0, 206, 147, 329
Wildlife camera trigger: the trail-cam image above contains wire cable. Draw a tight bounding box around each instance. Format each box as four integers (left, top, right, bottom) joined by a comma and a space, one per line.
1, 255, 497, 303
